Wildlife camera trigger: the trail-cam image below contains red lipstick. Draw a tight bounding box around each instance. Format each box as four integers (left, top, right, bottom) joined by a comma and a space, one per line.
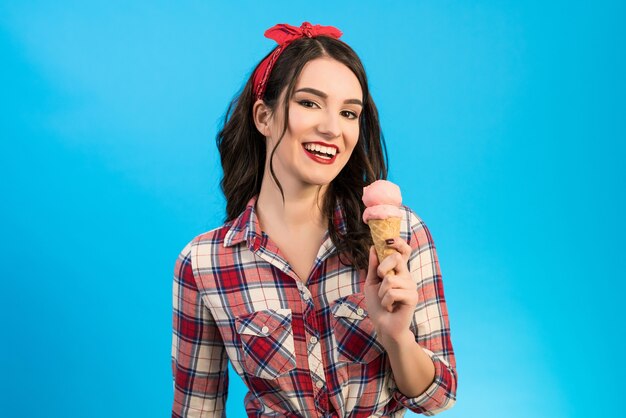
302, 142, 338, 165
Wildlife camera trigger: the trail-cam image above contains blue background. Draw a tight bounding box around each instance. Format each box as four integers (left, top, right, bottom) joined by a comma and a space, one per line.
2, 1, 624, 417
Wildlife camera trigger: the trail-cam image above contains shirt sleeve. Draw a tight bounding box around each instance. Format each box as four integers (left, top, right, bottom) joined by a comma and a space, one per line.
390, 210, 458, 415
171, 241, 229, 418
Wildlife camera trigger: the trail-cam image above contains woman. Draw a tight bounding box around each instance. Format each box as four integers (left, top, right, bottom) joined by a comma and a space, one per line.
172, 22, 457, 417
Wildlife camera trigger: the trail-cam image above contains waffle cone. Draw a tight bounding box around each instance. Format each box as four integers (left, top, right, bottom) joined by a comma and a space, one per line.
367, 217, 401, 270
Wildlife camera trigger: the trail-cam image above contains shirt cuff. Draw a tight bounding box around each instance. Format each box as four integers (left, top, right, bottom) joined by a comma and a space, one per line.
389, 348, 456, 415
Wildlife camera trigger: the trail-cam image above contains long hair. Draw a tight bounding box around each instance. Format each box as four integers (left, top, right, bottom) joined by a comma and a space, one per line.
216, 36, 388, 270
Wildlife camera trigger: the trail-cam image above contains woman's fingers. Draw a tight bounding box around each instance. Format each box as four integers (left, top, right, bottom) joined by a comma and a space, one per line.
378, 269, 417, 312
375, 237, 412, 279
371, 238, 417, 313
378, 273, 415, 294
365, 246, 381, 286
376, 278, 394, 312
384, 237, 412, 263
379, 288, 419, 313
377, 251, 407, 278
377, 273, 402, 299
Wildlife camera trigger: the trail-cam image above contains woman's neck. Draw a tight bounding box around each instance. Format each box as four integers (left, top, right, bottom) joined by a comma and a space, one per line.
256, 176, 328, 231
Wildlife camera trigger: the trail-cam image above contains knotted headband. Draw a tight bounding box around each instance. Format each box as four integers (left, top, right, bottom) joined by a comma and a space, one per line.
252, 22, 343, 100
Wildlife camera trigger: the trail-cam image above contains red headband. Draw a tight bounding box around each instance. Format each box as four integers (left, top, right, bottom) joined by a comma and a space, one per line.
252, 22, 343, 100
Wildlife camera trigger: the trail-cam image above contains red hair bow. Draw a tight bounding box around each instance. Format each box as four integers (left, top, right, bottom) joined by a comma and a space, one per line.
252, 22, 343, 100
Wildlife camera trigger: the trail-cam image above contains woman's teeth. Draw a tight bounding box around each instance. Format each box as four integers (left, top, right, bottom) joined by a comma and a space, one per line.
304, 143, 337, 158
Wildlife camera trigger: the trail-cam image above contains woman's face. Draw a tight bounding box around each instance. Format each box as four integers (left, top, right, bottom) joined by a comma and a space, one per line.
263, 57, 363, 190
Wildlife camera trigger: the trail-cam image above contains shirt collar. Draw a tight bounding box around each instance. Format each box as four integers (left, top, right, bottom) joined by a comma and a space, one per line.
223, 196, 260, 248
223, 195, 348, 249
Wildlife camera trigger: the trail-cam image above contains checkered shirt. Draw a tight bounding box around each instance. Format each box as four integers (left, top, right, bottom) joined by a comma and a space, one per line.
171, 196, 457, 417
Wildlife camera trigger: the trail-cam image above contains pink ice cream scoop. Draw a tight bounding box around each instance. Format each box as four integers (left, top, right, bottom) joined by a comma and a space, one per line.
362, 180, 403, 223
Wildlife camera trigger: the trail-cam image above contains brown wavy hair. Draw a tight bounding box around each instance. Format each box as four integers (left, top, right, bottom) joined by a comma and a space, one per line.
216, 36, 388, 270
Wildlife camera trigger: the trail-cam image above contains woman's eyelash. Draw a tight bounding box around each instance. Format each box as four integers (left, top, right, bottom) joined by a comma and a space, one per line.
297, 100, 359, 119
298, 100, 317, 108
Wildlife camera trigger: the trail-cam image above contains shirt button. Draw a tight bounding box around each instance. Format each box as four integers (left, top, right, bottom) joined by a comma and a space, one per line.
303, 293, 310, 301
356, 308, 364, 316
310, 336, 318, 344
261, 326, 269, 334
315, 380, 324, 389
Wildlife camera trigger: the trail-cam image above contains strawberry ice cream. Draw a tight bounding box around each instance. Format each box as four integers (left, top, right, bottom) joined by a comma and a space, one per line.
362, 180, 404, 270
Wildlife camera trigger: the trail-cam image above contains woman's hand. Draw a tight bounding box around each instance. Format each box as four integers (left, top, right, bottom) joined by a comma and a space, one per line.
364, 238, 418, 343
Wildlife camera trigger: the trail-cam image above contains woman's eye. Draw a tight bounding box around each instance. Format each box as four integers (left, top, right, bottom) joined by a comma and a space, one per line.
341, 110, 358, 120
298, 100, 317, 108
297, 100, 358, 119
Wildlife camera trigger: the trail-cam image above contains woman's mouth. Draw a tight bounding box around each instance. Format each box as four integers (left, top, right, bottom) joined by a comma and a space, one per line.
302, 142, 338, 164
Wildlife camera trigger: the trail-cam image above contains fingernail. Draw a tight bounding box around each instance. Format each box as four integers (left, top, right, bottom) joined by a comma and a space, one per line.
385, 238, 394, 245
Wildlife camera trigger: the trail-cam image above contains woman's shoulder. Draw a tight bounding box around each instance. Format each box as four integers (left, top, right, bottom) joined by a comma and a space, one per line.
399, 204, 426, 230
176, 197, 259, 266
399, 204, 437, 247
176, 220, 237, 260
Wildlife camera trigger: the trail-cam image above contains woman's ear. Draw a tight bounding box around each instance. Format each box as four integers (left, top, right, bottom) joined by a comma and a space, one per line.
252, 99, 272, 137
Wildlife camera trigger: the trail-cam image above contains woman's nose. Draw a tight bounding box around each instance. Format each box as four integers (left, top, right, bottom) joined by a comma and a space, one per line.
316, 110, 341, 138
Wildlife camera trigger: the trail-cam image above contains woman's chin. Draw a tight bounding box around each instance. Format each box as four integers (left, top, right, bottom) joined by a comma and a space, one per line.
302, 174, 339, 188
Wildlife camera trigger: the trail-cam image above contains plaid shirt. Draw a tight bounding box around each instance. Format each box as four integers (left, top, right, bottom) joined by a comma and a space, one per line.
171, 196, 457, 417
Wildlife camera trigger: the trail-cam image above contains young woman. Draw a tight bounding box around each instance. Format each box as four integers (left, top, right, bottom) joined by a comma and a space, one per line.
172, 22, 457, 417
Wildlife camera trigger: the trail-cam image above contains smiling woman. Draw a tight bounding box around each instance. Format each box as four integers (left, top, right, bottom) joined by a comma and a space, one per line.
252, 57, 363, 281
171, 22, 457, 417
254, 58, 362, 200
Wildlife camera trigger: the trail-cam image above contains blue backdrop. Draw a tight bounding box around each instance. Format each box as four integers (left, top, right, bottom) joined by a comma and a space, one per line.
2, 1, 624, 417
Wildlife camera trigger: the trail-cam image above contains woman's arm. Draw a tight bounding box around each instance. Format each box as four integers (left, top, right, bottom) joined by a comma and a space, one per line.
171, 242, 229, 418
364, 210, 457, 415
365, 246, 437, 396
379, 327, 436, 397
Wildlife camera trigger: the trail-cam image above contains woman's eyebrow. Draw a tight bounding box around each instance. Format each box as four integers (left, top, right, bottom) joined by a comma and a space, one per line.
295, 87, 363, 106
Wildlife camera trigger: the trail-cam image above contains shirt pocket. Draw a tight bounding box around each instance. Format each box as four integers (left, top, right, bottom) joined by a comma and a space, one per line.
235, 308, 297, 380
331, 293, 385, 364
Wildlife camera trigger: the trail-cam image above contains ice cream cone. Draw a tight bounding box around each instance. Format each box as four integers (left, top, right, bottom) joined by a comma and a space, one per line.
368, 217, 401, 273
